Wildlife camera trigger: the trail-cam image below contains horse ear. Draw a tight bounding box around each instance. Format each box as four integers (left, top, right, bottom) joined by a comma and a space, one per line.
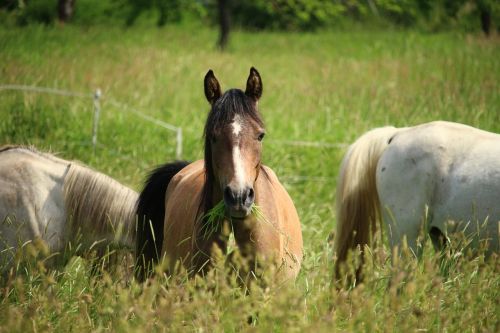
245, 67, 262, 101
204, 69, 222, 105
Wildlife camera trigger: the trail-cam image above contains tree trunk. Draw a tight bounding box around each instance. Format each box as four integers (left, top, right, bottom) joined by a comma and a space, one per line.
217, 0, 230, 50
58, 0, 76, 23
480, 8, 491, 36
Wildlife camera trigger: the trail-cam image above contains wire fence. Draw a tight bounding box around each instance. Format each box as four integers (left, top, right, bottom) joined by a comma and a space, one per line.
268, 139, 347, 149
1, 84, 347, 183
0, 84, 183, 159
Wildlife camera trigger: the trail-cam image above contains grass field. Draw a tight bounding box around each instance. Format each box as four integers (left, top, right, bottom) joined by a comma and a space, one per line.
0, 24, 499, 331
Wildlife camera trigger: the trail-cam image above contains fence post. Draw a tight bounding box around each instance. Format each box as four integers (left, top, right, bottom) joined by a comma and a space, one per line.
92, 88, 102, 153
176, 127, 183, 160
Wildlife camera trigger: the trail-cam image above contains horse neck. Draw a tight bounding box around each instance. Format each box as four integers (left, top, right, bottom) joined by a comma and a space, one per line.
63, 164, 138, 249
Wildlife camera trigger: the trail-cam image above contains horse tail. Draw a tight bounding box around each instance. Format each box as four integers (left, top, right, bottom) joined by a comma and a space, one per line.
136, 161, 190, 281
335, 126, 400, 278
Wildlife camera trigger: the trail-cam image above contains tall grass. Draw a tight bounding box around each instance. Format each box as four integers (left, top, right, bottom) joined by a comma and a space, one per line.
0, 25, 499, 331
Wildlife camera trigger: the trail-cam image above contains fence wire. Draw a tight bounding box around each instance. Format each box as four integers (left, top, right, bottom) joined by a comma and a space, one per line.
0, 84, 183, 159
1, 83, 346, 182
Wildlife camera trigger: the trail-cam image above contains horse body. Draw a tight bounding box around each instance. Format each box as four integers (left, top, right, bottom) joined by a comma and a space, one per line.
137, 68, 303, 281
336, 121, 500, 267
161, 160, 302, 279
161, 160, 205, 269
0, 146, 138, 271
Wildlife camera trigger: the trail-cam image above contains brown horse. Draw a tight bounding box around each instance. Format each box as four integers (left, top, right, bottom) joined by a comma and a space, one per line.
136, 68, 303, 281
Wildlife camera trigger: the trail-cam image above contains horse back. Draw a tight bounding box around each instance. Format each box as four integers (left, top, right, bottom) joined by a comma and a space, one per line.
162, 160, 205, 272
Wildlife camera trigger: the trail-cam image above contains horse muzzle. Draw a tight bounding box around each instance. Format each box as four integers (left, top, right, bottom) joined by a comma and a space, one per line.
223, 185, 255, 219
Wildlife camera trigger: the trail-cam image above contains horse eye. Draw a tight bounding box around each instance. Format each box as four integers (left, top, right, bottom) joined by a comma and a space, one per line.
211, 136, 217, 144
257, 133, 265, 141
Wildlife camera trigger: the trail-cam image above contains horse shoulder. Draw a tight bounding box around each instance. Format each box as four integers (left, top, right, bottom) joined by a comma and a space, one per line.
259, 165, 303, 269
259, 166, 297, 218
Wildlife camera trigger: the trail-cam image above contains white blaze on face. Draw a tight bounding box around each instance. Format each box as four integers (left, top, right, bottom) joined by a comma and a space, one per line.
232, 114, 242, 136
231, 115, 246, 189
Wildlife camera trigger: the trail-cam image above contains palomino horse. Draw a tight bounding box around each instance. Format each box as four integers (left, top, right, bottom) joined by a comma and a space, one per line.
335, 121, 500, 271
0, 145, 138, 272
136, 68, 303, 281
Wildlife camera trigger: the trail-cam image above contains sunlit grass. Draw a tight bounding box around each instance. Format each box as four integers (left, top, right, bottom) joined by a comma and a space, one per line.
0, 233, 497, 331
201, 201, 267, 240
200, 200, 226, 240
0, 25, 499, 331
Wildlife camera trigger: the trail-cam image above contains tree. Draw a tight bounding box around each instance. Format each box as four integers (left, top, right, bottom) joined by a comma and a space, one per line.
217, 0, 230, 50
58, 0, 76, 23
478, 1, 492, 35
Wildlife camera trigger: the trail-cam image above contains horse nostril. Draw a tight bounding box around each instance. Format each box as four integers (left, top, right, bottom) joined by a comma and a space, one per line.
245, 187, 255, 206
224, 186, 237, 205
248, 187, 254, 201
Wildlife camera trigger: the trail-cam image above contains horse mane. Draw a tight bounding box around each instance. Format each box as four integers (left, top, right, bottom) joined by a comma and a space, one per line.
63, 163, 138, 248
201, 89, 265, 217
0, 144, 138, 247
135, 161, 190, 280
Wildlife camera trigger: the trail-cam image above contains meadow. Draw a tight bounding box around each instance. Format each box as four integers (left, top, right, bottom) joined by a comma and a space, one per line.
0, 24, 499, 331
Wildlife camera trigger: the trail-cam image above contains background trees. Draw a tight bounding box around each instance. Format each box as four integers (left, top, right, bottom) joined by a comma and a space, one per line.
0, 1, 498, 42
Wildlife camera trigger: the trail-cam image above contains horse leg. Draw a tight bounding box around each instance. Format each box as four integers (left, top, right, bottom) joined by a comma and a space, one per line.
230, 215, 284, 286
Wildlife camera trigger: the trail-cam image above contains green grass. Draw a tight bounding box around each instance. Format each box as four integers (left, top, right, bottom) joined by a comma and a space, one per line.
0, 24, 499, 331
201, 202, 267, 240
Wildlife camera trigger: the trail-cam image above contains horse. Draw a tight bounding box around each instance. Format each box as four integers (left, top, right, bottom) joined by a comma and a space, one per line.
136, 68, 303, 281
0, 145, 138, 272
335, 121, 500, 275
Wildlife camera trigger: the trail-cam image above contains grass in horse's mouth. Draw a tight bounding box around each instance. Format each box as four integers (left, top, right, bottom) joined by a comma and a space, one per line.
201, 201, 264, 240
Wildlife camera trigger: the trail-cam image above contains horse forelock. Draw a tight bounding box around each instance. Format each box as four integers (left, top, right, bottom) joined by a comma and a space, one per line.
204, 89, 263, 141
63, 164, 138, 248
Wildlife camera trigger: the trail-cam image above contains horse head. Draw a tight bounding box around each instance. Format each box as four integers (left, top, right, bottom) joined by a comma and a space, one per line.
203, 67, 265, 219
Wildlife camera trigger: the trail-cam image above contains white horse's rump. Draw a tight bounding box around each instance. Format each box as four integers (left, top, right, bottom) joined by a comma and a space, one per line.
0, 146, 138, 272
336, 121, 500, 266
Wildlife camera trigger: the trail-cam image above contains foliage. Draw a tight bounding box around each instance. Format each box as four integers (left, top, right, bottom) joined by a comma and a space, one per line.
228, 0, 346, 31
0, 0, 207, 26
0, 25, 499, 331
15, 0, 59, 25
1, 0, 499, 32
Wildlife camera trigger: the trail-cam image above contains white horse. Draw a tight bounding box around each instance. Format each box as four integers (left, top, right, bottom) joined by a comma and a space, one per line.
335, 121, 500, 268
0, 145, 138, 272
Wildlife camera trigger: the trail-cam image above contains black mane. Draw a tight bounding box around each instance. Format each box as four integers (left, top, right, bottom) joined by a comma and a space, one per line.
136, 160, 190, 280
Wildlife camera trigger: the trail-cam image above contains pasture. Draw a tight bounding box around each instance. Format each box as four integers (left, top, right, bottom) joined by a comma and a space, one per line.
0, 24, 499, 331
